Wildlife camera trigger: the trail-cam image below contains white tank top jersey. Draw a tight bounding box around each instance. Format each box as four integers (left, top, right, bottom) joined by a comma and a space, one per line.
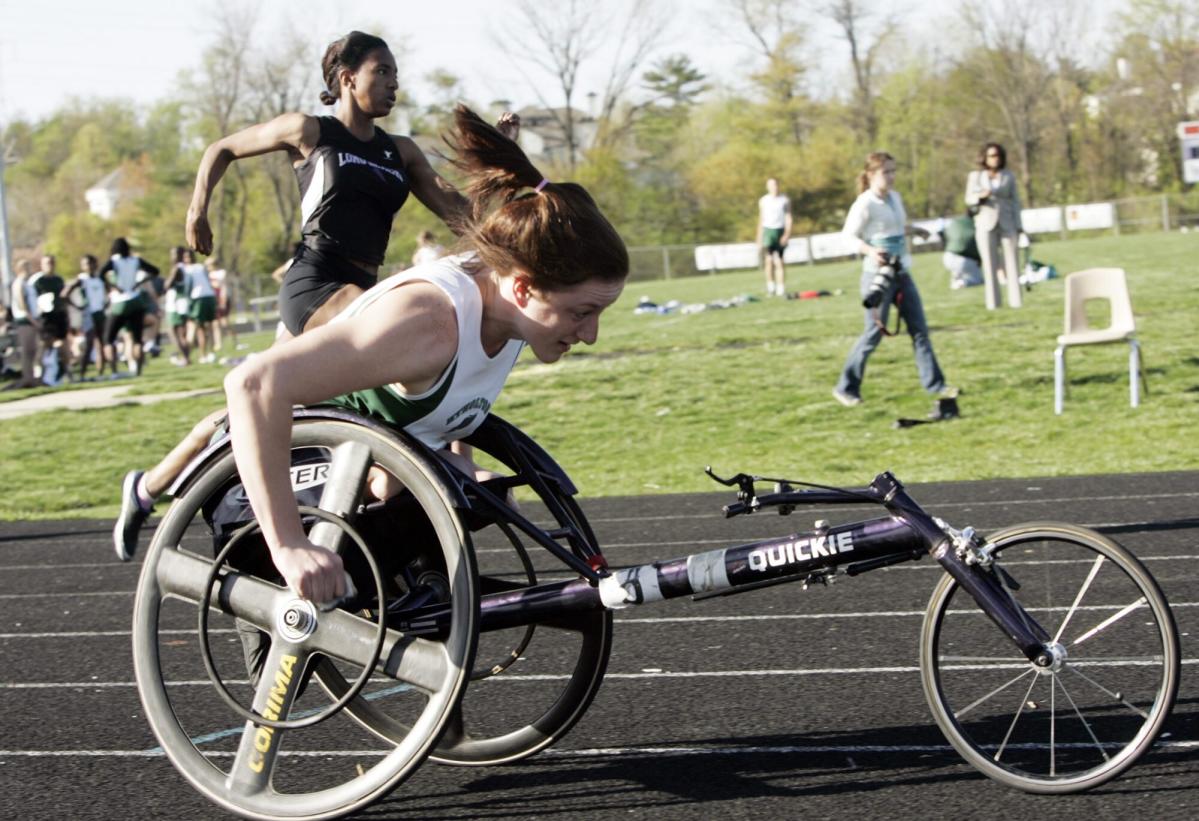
187, 263, 216, 299
109, 255, 144, 304
759, 194, 790, 229
328, 254, 525, 450
10, 279, 30, 321
80, 274, 108, 313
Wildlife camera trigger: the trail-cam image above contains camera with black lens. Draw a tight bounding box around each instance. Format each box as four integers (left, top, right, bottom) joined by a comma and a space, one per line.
862, 253, 902, 309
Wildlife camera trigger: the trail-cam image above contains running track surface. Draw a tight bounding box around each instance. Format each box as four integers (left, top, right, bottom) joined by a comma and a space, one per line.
1, 471, 1196, 820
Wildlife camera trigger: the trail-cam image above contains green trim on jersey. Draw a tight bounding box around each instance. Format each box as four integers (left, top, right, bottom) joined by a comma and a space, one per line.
324, 359, 458, 429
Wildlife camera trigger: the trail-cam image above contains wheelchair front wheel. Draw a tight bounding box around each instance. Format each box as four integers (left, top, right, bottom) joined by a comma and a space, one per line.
920, 522, 1179, 793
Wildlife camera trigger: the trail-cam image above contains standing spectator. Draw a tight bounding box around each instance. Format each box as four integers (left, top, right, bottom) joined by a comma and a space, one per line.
205, 257, 238, 351
62, 254, 112, 379
30, 254, 69, 384
965, 142, 1023, 310
757, 178, 792, 296
4, 259, 41, 389
832, 152, 954, 407
163, 247, 192, 366
185, 249, 218, 363
412, 229, 446, 266
99, 237, 159, 376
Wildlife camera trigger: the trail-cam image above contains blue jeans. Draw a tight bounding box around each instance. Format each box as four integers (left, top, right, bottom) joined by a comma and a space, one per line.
835, 269, 946, 398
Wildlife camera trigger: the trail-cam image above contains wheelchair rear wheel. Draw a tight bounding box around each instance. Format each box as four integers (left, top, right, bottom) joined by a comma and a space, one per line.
132, 419, 479, 820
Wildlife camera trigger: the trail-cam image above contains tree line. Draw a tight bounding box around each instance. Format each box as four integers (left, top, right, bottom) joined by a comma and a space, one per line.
2, 0, 1195, 294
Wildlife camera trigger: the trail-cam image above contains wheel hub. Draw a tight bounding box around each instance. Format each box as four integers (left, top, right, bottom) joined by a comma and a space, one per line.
1033, 641, 1068, 675
277, 599, 319, 642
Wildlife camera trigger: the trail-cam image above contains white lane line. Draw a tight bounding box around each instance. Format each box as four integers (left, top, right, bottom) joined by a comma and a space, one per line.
6, 657, 1198, 689
4, 551, 1197, 599
2, 601, 1194, 639
2, 739, 1196, 759
0, 628, 239, 639
0, 545, 547, 572
2, 534, 1196, 574
584, 493, 1199, 524
592, 531, 1199, 552
0, 591, 133, 599
3, 508, 1197, 558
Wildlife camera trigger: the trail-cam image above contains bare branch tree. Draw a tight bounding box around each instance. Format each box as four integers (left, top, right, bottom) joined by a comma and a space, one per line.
823, 0, 899, 144
181, 0, 259, 269
592, 2, 672, 147
244, 22, 319, 250
727, 0, 810, 143
960, 0, 1052, 205
496, 0, 671, 170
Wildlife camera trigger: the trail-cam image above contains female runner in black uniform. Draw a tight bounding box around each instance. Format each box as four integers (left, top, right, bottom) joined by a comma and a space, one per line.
116, 32, 518, 560
185, 30, 519, 336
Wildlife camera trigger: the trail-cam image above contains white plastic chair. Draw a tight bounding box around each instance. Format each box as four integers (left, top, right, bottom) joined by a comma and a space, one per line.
1053, 267, 1143, 414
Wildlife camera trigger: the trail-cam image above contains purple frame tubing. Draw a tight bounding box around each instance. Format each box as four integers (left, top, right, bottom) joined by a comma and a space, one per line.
388, 472, 1051, 665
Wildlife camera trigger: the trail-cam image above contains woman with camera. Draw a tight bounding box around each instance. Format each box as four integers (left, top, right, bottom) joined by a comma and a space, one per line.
832, 152, 953, 407
965, 142, 1023, 310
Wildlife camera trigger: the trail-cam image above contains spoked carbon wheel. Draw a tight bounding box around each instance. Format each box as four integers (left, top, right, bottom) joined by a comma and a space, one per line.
920, 522, 1179, 793
322, 474, 613, 766
132, 419, 479, 820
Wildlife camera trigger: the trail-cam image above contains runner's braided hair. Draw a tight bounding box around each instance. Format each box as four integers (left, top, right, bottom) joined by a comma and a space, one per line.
443, 104, 628, 290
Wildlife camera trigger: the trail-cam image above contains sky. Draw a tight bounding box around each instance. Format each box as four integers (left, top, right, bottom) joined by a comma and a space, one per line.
0, 0, 794, 123
0, 0, 1119, 126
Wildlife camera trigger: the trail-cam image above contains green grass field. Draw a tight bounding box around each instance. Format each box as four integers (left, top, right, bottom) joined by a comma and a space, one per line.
1, 231, 1195, 520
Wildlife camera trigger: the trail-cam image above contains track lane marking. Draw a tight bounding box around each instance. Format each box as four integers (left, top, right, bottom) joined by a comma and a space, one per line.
1, 739, 1195, 758
5, 657, 1197, 689
3, 552, 1196, 598
2, 600, 1194, 639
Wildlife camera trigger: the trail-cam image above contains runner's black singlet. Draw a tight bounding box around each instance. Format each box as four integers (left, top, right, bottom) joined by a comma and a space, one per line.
294, 116, 411, 266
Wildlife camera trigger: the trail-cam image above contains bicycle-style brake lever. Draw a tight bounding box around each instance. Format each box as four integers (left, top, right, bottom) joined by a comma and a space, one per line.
704, 466, 739, 486
704, 467, 759, 503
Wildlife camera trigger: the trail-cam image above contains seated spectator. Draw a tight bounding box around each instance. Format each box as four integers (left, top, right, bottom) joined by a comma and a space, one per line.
940, 215, 983, 290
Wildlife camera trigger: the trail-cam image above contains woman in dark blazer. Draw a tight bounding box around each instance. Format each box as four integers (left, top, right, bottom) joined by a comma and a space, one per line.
965, 142, 1023, 309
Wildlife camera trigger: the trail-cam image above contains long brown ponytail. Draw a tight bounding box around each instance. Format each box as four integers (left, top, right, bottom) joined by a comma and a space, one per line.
444, 104, 628, 290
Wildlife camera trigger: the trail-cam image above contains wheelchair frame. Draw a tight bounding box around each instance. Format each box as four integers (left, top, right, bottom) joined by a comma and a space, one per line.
134, 409, 1181, 820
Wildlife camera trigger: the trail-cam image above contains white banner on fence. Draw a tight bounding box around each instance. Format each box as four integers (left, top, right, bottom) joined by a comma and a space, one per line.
910, 219, 942, 246
694, 243, 759, 271
694, 238, 813, 270
1020, 206, 1063, 234
782, 237, 811, 264
810, 231, 860, 260
1065, 202, 1115, 231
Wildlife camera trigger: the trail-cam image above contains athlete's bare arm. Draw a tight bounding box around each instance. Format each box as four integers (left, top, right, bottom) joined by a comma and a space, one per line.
186, 113, 321, 254
396, 135, 471, 231
223, 281, 458, 601
396, 112, 521, 233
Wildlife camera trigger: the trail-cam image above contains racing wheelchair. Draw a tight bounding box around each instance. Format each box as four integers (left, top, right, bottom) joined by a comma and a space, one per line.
132, 408, 1180, 820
